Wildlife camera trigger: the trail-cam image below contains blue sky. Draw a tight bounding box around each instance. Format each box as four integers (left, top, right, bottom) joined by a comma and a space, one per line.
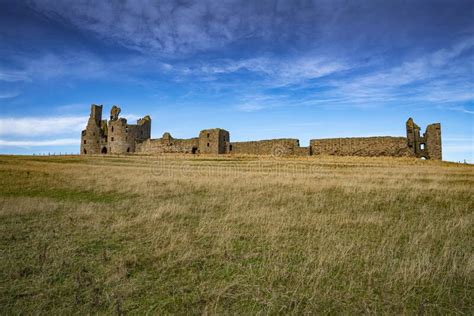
0, 0, 473, 162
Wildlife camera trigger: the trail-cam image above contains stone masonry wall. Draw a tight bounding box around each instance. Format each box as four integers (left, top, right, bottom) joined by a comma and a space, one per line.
294, 146, 311, 156
229, 139, 302, 156
310, 137, 414, 157
425, 123, 442, 160
136, 134, 199, 154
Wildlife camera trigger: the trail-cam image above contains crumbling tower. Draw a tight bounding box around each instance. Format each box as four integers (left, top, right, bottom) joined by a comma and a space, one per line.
81, 104, 107, 154
80, 104, 151, 155
425, 123, 442, 160
199, 128, 230, 154
107, 106, 152, 154
406, 118, 442, 160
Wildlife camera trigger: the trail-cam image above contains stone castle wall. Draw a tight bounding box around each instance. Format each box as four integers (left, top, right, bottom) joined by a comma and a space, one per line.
294, 146, 311, 156
310, 137, 414, 157
425, 124, 442, 160
229, 139, 301, 156
136, 134, 199, 154
80, 105, 442, 160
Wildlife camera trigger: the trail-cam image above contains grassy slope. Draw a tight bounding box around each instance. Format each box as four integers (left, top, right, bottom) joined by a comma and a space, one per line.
0, 155, 472, 314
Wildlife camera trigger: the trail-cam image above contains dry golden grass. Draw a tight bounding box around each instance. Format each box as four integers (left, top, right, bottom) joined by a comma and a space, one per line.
0, 154, 473, 314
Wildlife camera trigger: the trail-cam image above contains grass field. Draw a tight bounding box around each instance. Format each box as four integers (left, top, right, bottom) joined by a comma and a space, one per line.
0, 154, 473, 314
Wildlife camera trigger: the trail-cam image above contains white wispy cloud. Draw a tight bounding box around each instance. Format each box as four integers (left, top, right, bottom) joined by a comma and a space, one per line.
0, 138, 78, 147
236, 103, 267, 112
197, 56, 348, 86
0, 71, 29, 82
28, 0, 311, 56
229, 37, 474, 112
22, 52, 106, 82
0, 116, 88, 137
0, 91, 20, 99
0, 50, 115, 87
326, 37, 474, 106
191, 36, 474, 113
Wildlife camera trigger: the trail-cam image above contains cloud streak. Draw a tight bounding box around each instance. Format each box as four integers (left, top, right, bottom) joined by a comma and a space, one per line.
28, 0, 324, 56
0, 138, 78, 147
27, 0, 474, 59
0, 91, 20, 99
232, 37, 474, 111
0, 116, 88, 137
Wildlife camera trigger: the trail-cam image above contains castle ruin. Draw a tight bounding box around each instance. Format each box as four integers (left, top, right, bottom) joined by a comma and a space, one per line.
81, 104, 442, 160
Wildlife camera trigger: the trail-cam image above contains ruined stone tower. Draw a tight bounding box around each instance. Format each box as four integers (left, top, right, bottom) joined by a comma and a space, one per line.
198, 129, 230, 154
80, 104, 107, 155
81, 105, 151, 155
406, 118, 442, 160
107, 105, 151, 154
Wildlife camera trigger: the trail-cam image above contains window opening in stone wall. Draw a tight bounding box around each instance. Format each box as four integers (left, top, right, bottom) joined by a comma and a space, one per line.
84, 140, 86, 144
111, 126, 114, 132
101, 147, 107, 154
207, 133, 210, 138
127, 148, 130, 153
192, 147, 197, 154
420, 143, 425, 150
207, 143, 210, 147
229, 145, 233, 151
111, 137, 114, 141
